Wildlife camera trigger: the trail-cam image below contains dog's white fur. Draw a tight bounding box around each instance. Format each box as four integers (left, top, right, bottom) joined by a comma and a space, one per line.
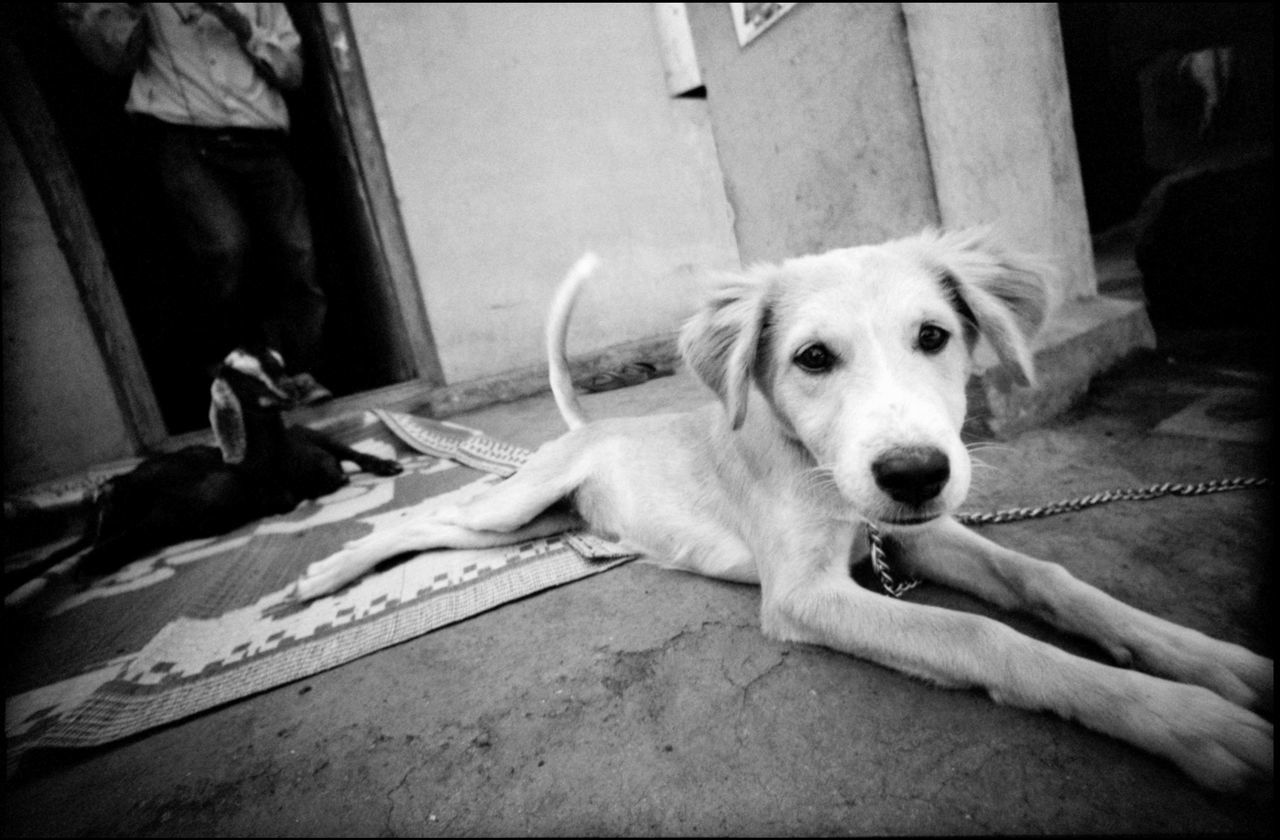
293, 229, 1272, 793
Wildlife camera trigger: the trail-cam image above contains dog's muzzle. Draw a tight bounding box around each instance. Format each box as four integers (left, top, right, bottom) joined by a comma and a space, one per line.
872, 446, 950, 507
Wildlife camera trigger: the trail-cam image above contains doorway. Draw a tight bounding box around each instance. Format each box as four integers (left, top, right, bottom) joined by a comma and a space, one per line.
6, 3, 434, 437
1059, 3, 1273, 328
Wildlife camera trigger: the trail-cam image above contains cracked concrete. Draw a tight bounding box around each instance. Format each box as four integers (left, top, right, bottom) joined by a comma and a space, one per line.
3, 325, 1274, 836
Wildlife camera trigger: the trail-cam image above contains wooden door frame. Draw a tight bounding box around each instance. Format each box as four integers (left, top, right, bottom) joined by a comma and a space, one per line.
301, 3, 444, 387
0, 33, 167, 450
1, 4, 442, 451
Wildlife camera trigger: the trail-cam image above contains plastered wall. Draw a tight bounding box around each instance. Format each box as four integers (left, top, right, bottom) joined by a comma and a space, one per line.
685, 3, 941, 263
685, 2, 1093, 297
2, 110, 133, 488
348, 3, 741, 384
903, 3, 1096, 298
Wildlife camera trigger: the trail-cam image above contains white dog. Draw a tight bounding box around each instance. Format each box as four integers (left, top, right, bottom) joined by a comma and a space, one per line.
293, 229, 1272, 793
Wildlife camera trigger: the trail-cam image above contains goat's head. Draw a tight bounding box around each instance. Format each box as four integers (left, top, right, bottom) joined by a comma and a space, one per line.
209, 347, 294, 464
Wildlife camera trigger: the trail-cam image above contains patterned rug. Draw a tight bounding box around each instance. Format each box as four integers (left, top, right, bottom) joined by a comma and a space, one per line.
4, 411, 632, 776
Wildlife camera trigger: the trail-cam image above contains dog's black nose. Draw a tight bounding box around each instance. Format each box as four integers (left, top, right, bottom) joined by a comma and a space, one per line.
872, 447, 950, 505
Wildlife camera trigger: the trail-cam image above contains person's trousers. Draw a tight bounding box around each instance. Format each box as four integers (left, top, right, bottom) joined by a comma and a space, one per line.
141, 117, 327, 372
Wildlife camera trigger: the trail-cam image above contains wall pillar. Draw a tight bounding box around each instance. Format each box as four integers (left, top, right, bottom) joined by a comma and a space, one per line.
903, 2, 1095, 299
903, 4, 1155, 435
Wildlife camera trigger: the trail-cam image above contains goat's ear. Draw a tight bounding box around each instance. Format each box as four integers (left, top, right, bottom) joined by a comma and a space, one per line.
678, 272, 770, 430
912, 228, 1056, 386
209, 377, 247, 464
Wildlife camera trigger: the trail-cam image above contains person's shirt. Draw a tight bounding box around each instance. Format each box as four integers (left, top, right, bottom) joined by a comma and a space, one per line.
60, 3, 302, 132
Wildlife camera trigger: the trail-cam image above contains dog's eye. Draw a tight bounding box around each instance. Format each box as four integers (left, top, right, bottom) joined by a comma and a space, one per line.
794, 343, 835, 373
917, 324, 950, 354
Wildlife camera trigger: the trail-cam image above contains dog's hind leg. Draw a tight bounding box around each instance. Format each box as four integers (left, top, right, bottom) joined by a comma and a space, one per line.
431, 434, 589, 533
291, 439, 588, 601
291, 508, 581, 602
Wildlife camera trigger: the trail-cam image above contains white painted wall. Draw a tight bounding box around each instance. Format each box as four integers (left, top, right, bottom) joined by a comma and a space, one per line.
684, 3, 941, 264
348, 3, 740, 384
2, 111, 134, 487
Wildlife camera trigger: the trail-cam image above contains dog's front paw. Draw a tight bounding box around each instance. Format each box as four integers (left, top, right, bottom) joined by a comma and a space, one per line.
1138, 629, 1273, 713
1196, 646, 1273, 714
1138, 679, 1273, 795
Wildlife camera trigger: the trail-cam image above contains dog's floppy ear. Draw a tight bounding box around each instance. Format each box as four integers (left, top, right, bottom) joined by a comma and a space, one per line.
209, 376, 247, 464
911, 228, 1056, 386
679, 272, 770, 430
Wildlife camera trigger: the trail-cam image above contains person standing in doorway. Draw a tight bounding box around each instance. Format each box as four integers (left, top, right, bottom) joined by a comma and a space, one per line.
60, 2, 332, 404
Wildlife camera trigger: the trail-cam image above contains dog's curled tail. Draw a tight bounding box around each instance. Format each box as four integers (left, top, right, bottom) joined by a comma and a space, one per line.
546, 252, 600, 430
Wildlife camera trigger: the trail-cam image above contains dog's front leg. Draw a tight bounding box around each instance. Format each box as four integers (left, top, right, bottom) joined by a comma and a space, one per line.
893, 518, 1272, 712
761, 561, 1272, 794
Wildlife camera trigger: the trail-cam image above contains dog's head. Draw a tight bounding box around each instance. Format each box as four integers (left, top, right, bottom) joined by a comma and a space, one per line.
209, 347, 294, 464
680, 228, 1054, 527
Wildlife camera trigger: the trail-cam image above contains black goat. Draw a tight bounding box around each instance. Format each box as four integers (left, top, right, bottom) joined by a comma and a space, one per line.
7, 348, 401, 606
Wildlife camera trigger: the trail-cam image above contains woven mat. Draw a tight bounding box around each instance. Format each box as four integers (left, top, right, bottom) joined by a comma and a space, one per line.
5, 411, 632, 776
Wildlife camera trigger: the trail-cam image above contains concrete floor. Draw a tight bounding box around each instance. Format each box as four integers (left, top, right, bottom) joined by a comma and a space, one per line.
4, 327, 1273, 836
